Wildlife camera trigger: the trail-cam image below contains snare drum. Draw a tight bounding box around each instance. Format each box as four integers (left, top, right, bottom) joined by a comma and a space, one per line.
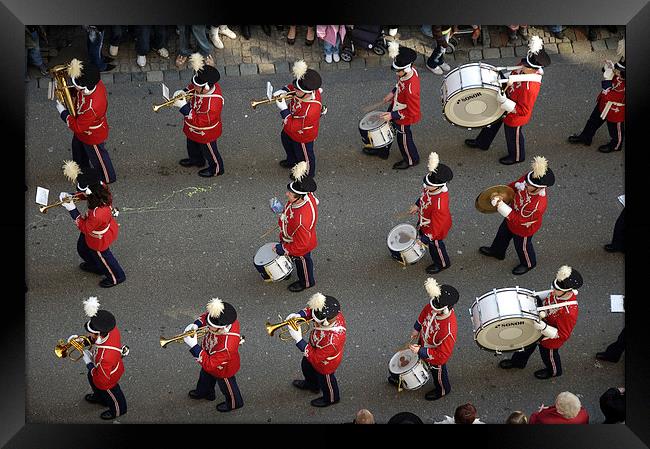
359, 110, 394, 148
441, 62, 505, 129
388, 349, 430, 390
469, 286, 542, 352
387, 223, 426, 265
254, 242, 294, 282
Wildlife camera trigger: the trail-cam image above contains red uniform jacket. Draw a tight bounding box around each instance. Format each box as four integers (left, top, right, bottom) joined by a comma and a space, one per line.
505, 175, 548, 237
416, 188, 452, 241
597, 75, 625, 122
391, 68, 421, 126
503, 69, 542, 127
282, 83, 322, 143
194, 313, 242, 378
530, 406, 589, 424
71, 203, 118, 252
415, 304, 457, 366
278, 192, 318, 257
90, 327, 125, 390
183, 83, 224, 144
300, 308, 346, 375
540, 291, 578, 350
65, 80, 109, 145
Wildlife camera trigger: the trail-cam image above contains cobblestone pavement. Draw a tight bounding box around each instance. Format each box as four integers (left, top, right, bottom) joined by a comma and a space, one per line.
27, 25, 624, 85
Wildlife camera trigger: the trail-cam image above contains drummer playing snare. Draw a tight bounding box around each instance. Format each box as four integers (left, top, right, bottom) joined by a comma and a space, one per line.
388, 278, 458, 401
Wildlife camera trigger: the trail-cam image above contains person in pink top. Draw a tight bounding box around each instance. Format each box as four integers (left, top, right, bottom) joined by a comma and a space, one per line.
530, 392, 589, 424
317, 25, 346, 64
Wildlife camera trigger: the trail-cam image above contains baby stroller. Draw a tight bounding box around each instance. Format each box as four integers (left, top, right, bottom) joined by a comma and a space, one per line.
339, 25, 388, 62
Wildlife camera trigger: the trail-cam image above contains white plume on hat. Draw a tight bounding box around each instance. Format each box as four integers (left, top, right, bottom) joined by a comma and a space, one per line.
617, 39, 625, 58
292, 60, 308, 80
291, 161, 308, 182
556, 265, 572, 282
83, 296, 100, 317
62, 160, 81, 183
206, 297, 224, 318
531, 156, 549, 178
308, 292, 327, 311
67, 58, 83, 79
189, 53, 205, 72
528, 35, 544, 55
388, 40, 400, 59
425, 278, 441, 300
428, 152, 440, 173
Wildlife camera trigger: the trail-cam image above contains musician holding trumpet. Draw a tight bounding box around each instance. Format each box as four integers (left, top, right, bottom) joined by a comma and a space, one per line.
183, 298, 244, 413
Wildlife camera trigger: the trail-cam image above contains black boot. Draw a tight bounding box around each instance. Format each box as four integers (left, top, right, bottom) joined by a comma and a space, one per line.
241, 25, 251, 40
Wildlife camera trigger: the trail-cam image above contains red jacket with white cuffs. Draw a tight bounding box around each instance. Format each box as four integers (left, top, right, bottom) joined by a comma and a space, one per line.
281, 83, 322, 143
278, 192, 319, 257
89, 327, 125, 390
69, 204, 118, 252
182, 82, 224, 144
416, 188, 452, 241
414, 304, 457, 366
190, 313, 242, 379
297, 308, 346, 375
539, 291, 578, 350
390, 68, 421, 126
597, 75, 625, 122
503, 69, 542, 128
505, 175, 548, 237
60, 80, 109, 145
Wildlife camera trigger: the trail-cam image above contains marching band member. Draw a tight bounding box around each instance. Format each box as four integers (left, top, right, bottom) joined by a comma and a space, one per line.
74, 296, 127, 420
273, 161, 319, 293
184, 298, 244, 412
479, 156, 555, 275
408, 152, 453, 274
499, 266, 582, 379
60, 167, 125, 287
568, 39, 625, 153
55, 59, 117, 184
368, 41, 421, 169
464, 36, 551, 165
275, 60, 324, 177
389, 278, 458, 401
286, 292, 346, 407
174, 53, 225, 177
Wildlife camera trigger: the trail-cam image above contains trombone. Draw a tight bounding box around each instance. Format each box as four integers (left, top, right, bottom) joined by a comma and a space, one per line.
160, 326, 208, 348
55, 335, 94, 361
265, 316, 312, 342
39, 195, 84, 214
152, 91, 196, 112
250, 91, 296, 110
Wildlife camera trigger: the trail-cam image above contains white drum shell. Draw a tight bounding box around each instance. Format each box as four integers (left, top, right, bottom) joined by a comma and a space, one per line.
387, 223, 426, 265
254, 242, 294, 281
359, 111, 394, 148
388, 349, 430, 390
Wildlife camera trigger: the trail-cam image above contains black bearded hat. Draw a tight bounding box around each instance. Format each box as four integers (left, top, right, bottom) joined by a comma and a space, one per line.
206, 298, 237, 327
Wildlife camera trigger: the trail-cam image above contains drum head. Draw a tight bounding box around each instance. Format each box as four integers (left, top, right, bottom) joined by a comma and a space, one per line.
360, 111, 387, 131
474, 317, 541, 351
444, 87, 504, 128
389, 349, 418, 374
254, 242, 279, 266
387, 223, 417, 251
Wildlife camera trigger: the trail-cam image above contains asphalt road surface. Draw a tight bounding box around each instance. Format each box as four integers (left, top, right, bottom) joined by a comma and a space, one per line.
25, 50, 624, 424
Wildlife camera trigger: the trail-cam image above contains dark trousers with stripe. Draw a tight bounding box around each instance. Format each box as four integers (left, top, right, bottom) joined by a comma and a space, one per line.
427, 238, 451, 269
87, 370, 127, 417
186, 138, 224, 175
475, 118, 525, 161
390, 124, 420, 165
77, 234, 126, 285
509, 342, 563, 376
301, 356, 340, 403
280, 131, 316, 177
292, 252, 315, 288
579, 105, 625, 150
71, 136, 117, 184
490, 219, 537, 268
195, 368, 244, 410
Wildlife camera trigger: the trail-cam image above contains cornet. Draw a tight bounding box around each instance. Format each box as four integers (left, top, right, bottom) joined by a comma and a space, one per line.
265, 316, 312, 342
152, 91, 196, 112
39, 195, 84, 214
250, 91, 296, 110
159, 326, 208, 348
55, 335, 93, 361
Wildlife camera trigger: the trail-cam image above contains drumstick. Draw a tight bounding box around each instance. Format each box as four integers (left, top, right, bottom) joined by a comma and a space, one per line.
259, 225, 279, 239
361, 100, 388, 113
393, 210, 412, 219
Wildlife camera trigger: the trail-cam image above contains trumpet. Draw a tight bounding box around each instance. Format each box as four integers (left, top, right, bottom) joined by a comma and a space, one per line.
55, 335, 94, 361
250, 91, 296, 110
39, 195, 84, 214
159, 326, 208, 348
152, 91, 196, 112
48, 65, 77, 117
265, 316, 312, 342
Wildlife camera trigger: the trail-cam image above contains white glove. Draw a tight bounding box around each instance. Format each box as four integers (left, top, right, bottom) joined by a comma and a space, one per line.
67, 334, 79, 343
514, 182, 526, 191
59, 191, 72, 202
173, 96, 188, 108
59, 192, 76, 211
496, 201, 512, 218
184, 323, 198, 333
273, 89, 288, 97
500, 98, 517, 113
82, 349, 93, 365
183, 333, 198, 348
56, 100, 66, 114
533, 320, 546, 330
285, 313, 302, 321
172, 89, 185, 99
287, 325, 302, 343
496, 90, 507, 104
276, 98, 288, 110
538, 311, 547, 319
490, 196, 501, 207
537, 322, 559, 339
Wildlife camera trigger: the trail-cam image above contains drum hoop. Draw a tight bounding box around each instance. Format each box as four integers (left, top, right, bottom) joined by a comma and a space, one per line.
474, 333, 544, 352
389, 350, 419, 374
387, 224, 417, 251
360, 111, 389, 131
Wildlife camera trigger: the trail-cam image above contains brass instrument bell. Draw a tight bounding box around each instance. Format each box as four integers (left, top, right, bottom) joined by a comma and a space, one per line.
475, 185, 515, 214
265, 316, 312, 342
48, 65, 77, 117
55, 335, 93, 361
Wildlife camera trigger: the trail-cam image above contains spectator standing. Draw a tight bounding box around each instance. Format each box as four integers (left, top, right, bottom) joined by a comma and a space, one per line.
135, 26, 169, 68
286, 25, 315, 46
317, 25, 346, 64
